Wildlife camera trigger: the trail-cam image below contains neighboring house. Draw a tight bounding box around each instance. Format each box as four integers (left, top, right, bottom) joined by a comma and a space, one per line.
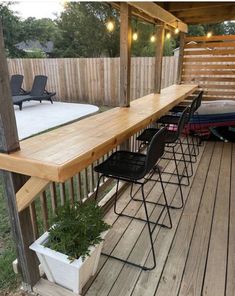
15, 40, 54, 56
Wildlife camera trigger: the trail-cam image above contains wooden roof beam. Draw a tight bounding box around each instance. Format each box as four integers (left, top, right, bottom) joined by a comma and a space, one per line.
165, 2, 234, 12
128, 2, 188, 33
175, 5, 235, 19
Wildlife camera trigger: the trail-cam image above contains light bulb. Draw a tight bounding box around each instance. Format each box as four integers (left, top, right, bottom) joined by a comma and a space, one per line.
106, 20, 114, 32
150, 35, 156, 42
207, 32, 212, 38
166, 32, 171, 39
174, 27, 179, 34
133, 32, 138, 41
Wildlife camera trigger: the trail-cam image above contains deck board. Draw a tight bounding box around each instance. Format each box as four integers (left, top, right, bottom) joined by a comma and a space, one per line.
226, 144, 235, 296
83, 141, 234, 296
178, 143, 223, 296
202, 143, 231, 296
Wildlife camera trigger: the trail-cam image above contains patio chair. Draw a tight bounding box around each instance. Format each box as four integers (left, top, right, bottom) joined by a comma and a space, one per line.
10, 74, 27, 96
94, 127, 172, 270
12, 75, 56, 110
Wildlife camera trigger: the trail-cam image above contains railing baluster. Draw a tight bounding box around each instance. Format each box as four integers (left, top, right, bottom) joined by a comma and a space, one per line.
40, 192, 49, 231
68, 177, 75, 205
59, 183, 66, 206
50, 182, 57, 213
77, 172, 82, 202
29, 202, 39, 239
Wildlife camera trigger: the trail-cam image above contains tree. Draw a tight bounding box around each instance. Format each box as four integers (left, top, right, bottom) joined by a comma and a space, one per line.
54, 2, 120, 57
21, 17, 60, 44
0, 2, 24, 57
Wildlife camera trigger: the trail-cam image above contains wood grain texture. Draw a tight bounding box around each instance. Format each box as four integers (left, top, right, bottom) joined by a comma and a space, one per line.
0, 84, 197, 182
202, 144, 231, 296
154, 21, 165, 93
177, 32, 185, 84
181, 35, 235, 101
8, 57, 179, 106
226, 144, 235, 296
120, 3, 131, 107
178, 143, 223, 296
16, 177, 50, 212
0, 21, 40, 289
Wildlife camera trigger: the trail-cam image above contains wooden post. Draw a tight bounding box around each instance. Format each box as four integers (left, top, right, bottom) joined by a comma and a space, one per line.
120, 3, 131, 107
0, 22, 40, 291
177, 32, 186, 84
154, 21, 165, 93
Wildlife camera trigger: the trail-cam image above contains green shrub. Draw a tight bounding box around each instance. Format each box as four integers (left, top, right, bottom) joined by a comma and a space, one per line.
47, 200, 110, 261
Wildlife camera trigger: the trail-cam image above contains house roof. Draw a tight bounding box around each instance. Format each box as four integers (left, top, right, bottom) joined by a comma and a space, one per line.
15, 40, 54, 53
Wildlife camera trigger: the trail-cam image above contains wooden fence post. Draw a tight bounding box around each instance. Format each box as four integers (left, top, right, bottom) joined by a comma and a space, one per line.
177, 32, 186, 84
154, 21, 165, 93
0, 21, 40, 291
120, 2, 132, 107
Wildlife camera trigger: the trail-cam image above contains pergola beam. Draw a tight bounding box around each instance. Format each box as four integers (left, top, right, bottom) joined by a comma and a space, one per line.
128, 2, 188, 33
165, 2, 233, 12
119, 3, 131, 107
154, 21, 165, 93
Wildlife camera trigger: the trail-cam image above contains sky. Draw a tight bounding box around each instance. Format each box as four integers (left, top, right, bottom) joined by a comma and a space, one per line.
9, 0, 66, 20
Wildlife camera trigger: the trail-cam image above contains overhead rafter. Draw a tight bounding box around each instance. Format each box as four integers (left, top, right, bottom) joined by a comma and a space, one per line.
162, 2, 234, 12
128, 2, 188, 33
156, 2, 235, 25
112, 2, 188, 33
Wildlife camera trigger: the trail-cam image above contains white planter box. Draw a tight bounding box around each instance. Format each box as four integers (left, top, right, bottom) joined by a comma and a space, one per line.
30, 230, 108, 294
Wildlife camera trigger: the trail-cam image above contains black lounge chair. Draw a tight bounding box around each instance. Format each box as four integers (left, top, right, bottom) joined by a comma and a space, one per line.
10, 74, 27, 96
13, 75, 56, 110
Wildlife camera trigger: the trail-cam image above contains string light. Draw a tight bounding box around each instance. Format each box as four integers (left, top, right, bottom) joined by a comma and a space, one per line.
174, 20, 179, 34
132, 18, 138, 41
106, 19, 115, 32
166, 32, 171, 39
133, 31, 138, 41
105, 4, 115, 32
150, 34, 156, 42
207, 31, 212, 38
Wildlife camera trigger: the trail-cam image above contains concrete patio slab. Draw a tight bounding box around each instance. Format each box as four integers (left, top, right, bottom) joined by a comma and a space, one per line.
14, 101, 99, 140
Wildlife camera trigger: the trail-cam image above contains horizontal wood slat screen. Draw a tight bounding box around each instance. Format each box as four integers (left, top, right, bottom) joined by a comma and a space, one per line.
7, 57, 178, 107
181, 34, 235, 101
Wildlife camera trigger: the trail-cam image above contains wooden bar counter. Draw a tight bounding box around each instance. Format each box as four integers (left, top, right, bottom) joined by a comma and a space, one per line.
0, 84, 197, 183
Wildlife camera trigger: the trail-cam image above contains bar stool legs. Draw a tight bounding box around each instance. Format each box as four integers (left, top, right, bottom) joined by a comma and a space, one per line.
95, 169, 172, 271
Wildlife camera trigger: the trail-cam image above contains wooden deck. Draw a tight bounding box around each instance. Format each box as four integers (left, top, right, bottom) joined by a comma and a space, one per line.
82, 141, 235, 296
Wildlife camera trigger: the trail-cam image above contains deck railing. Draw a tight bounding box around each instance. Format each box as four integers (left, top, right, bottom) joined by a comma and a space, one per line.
27, 128, 148, 240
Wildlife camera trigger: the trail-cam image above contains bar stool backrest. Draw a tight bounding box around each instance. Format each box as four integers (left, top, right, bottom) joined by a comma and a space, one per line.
195, 91, 203, 110
174, 106, 190, 139
145, 127, 167, 174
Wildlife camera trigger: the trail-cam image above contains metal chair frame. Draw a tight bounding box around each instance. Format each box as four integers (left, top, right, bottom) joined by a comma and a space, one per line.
94, 128, 172, 270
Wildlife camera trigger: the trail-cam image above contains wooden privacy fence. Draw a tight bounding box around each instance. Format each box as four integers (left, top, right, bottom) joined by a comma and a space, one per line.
181, 34, 235, 101
7, 57, 178, 106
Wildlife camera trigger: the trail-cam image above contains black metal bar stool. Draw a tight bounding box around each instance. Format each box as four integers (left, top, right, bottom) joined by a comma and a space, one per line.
154, 91, 203, 180
170, 91, 204, 150
94, 127, 172, 271
136, 107, 190, 209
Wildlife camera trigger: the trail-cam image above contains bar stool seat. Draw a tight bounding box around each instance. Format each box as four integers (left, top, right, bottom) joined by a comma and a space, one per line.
95, 150, 161, 181
137, 127, 178, 144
